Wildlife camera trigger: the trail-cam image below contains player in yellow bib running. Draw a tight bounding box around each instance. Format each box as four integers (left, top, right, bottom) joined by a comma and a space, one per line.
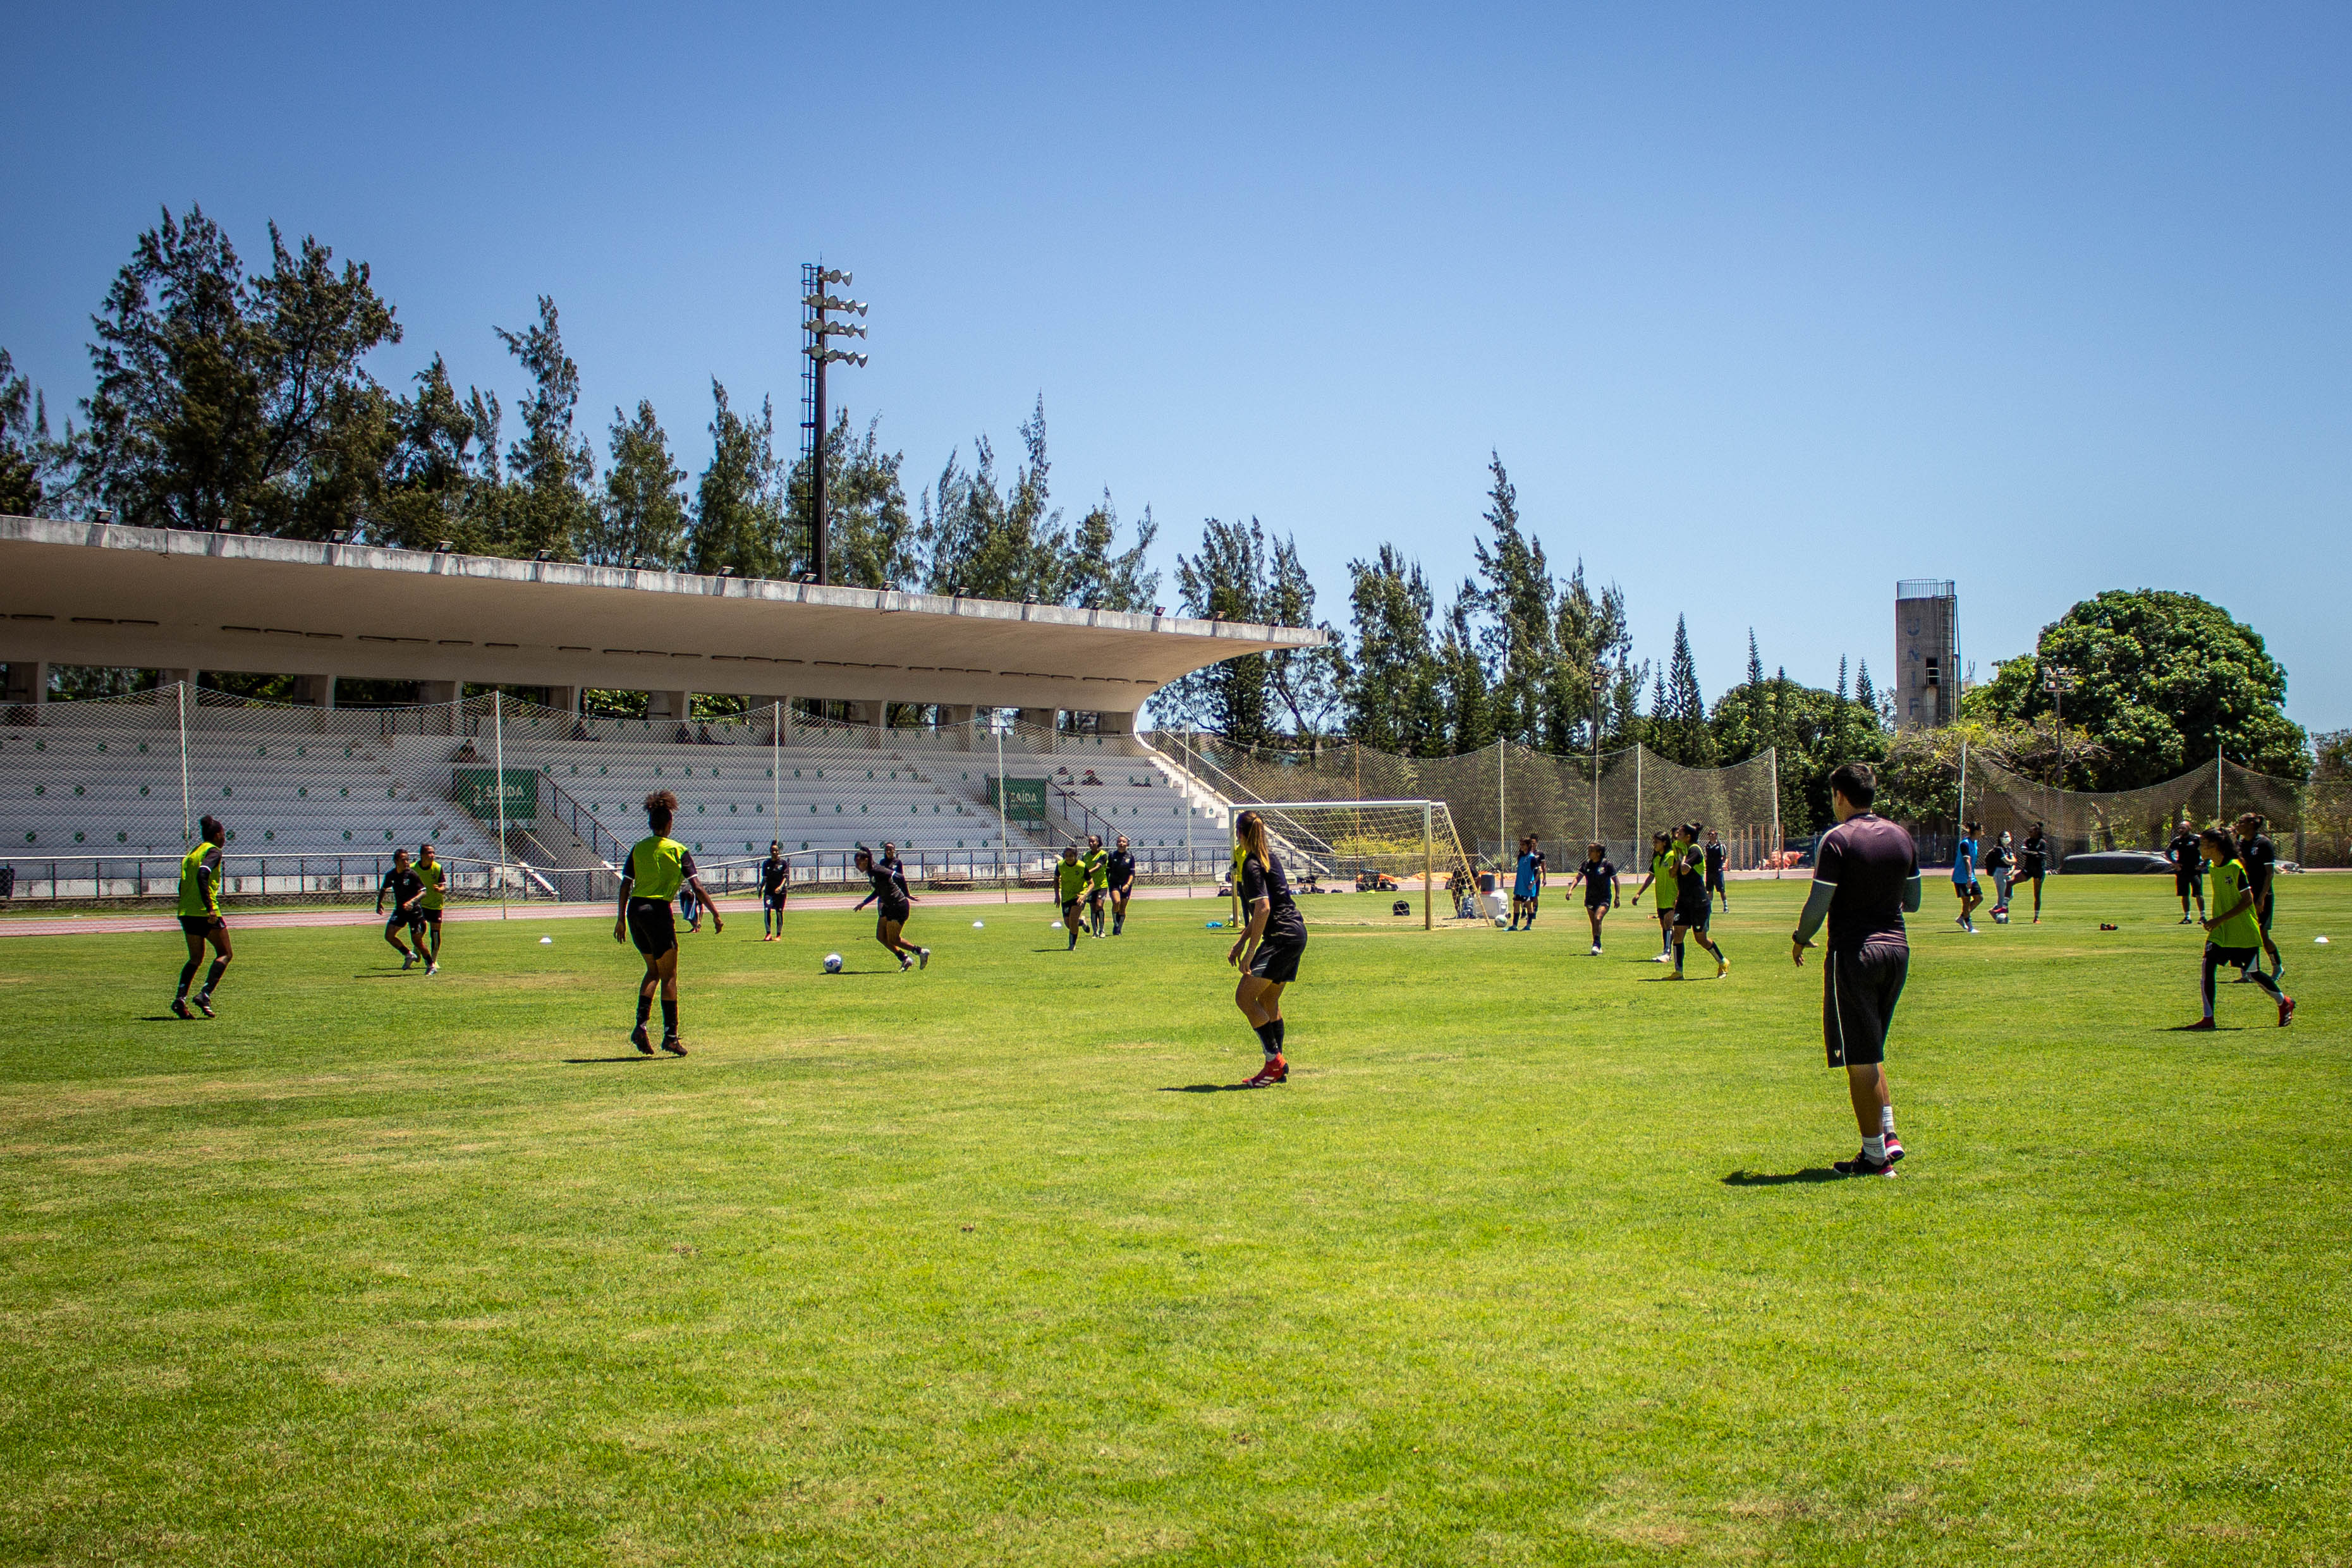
414, 842, 448, 974
2185, 829, 2293, 1030
171, 814, 231, 1018
614, 791, 723, 1055
1080, 834, 1110, 937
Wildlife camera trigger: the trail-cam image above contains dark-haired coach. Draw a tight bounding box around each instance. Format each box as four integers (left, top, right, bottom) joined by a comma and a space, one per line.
1790, 762, 1922, 1178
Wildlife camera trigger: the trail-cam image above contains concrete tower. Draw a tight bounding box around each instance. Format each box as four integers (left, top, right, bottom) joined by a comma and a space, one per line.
1894, 579, 1958, 731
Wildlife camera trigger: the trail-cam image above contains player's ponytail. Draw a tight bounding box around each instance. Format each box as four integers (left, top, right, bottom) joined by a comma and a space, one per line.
1234, 810, 1269, 870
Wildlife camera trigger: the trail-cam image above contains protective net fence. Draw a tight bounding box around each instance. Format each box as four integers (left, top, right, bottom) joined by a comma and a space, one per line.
1143, 734, 1791, 878
1964, 753, 2348, 868
0, 686, 1229, 904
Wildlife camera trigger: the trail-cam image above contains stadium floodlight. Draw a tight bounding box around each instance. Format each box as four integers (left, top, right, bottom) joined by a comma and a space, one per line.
2042, 664, 2077, 788
800, 262, 872, 586
1590, 665, 1609, 841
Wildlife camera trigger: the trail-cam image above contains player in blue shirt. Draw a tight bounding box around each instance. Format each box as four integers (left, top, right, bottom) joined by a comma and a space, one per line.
1508, 836, 1543, 930
1951, 820, 1983, 933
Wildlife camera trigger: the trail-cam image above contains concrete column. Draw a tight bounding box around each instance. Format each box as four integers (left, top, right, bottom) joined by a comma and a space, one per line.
2, 660, 49, 710
1097, 710, 1135, 735
543, 686, 580, 715
1016, 708, 1056, 755
292, 674, 336, 708
417, 681, 460, 704
157, 667, 197, 690
648, 690, 692, 722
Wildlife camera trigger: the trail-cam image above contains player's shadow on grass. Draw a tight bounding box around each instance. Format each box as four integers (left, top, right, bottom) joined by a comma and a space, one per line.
1159, 1081, 1267, 1093
1721, 1167, 1846, 1186
564, 1055, 655, 1064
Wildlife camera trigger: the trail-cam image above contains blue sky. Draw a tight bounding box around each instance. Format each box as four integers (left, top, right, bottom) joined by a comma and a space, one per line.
4, 2, 2346, 732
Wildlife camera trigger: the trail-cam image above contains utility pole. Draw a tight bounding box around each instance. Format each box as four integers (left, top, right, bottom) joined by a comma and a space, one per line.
2042, 664, 2076, 790
800, 265, 868, 586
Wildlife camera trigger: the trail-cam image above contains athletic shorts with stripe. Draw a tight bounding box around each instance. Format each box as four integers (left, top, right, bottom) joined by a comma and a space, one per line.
1824, 942, 1908, 1068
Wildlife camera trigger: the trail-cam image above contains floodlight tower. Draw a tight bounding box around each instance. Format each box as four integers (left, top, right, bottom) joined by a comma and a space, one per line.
800, 264, 869, 585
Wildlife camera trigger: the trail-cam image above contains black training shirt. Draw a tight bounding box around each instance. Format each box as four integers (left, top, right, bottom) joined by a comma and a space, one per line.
1703, 842, 1726, 875
760, 856, 788, 896
2168, 830, 2202, 872
1579, 858, 1616, 897
2020, 833, 2047, 872
2237, 833, 2277, 896
1240, 853, 1307, 944
1812, 812, 1918, 952
380, 867, 423, 908
865, 863, 910, 907
1107, 848, 1135, 887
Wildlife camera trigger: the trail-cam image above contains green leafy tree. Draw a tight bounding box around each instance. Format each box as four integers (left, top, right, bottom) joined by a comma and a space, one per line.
1969, 589, 2308, 786
688, 382, 788, 578
1343, 545, 1446, 755
587, 401, 688, 568
1470, 454, 1556, 746
784, 412, 920, 590
1064, 492, 1159, 611
1438, 581, 1494, 754
0, 349, 58, 514
1546, 561, 1631, 753
1650, 615, 1714, 764
490, 296, 595, 559
1161, 518, 1274, 745
75, 205, 400, 535
369, 356, 498, 552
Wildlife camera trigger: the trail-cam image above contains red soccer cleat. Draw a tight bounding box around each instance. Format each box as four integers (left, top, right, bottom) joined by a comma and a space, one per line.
2279, 995, 2296, 1028
1884, 1134, 1905, 1164
1245, 1055, 1288, 1086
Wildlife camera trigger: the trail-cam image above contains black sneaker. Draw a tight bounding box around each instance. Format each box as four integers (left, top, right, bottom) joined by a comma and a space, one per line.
661, 1035, 688, 1056
171, 997, 193, 1019
631, 1025, 654, 1055
1832, 1149, 1897, 1177
193, 994, 215, 1019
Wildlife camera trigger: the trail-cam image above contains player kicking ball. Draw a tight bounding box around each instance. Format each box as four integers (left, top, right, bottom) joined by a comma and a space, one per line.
1791, 763, 1920, 1178
1226, 809, 1306, 1086
614, 790, 723, 1055
855, 847, 927, 971
2184, 829, 2292, 1030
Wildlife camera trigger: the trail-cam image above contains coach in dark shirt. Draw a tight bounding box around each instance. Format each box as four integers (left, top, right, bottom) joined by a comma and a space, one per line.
1791, 761, 1923, 1178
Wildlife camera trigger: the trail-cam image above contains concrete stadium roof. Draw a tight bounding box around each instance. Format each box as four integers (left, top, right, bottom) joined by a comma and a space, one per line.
0, 515, 1325, 713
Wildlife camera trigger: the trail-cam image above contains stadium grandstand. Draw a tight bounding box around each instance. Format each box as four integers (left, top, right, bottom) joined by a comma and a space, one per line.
0, 515, 1320, 903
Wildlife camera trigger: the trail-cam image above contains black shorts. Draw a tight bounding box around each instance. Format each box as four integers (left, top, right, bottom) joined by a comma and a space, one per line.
384, 911, 422, 939
1108, 878, 1133, 897
1673, 899, 1710, 932
2255, 891, 2274, 933
2018, 862, 2045, 882
762, 891, 787, 911
626, 898, 677, 956
1824, 942, 1908, 1068
1953, 879, 1979, 897
1705, 869, 1726, 890
1585, 894, 1612, 911
1087, 885, 1106, 905
417, 907, 441, 926
2174, 871, 2198, 897
178, 914, 223, 937
1061, 898, 1082, 925
876, 901, 911, 927
1248, 934, 1306, 984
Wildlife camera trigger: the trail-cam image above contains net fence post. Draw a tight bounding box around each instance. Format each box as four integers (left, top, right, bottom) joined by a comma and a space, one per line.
1770, 746, 1781, 879
1496, 738, 1505, 868
995, 712, 1009, 903
493, 689, 509, 919
1183, 727, 1194, 899
2215, 741, 2224, 822
1423, 799, 1433, 931
177, 679, 192, 846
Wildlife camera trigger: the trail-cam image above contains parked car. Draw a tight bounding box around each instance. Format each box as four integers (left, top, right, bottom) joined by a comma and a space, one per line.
2058, 849, 2174, 875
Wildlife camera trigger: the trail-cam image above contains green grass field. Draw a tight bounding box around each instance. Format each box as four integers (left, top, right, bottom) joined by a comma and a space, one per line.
4, 876, 2346, 1565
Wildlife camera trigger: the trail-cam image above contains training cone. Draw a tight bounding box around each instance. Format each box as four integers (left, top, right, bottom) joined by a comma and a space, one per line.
972, 920, 985, 928
539, 936, 552, 944
1051, 921, 1062, 929
2317, 935, 2331, 944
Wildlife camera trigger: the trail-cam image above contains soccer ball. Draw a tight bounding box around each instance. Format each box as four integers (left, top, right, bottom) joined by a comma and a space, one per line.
823, 953, 844, 973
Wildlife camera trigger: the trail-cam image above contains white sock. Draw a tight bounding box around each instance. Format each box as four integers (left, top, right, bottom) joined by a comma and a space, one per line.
1864, 1134, 1887, 1162
1881, 1106, 1896, 1136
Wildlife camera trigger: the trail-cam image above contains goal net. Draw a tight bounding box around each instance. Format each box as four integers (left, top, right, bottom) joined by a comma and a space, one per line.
1229, 798, 1477, 928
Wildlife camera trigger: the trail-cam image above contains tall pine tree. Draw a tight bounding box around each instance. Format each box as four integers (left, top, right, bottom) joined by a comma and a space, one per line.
491, 296, 595, 559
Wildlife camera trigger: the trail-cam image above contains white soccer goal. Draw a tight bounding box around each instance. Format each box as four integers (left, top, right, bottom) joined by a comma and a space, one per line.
1228, 798, 1475, 930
